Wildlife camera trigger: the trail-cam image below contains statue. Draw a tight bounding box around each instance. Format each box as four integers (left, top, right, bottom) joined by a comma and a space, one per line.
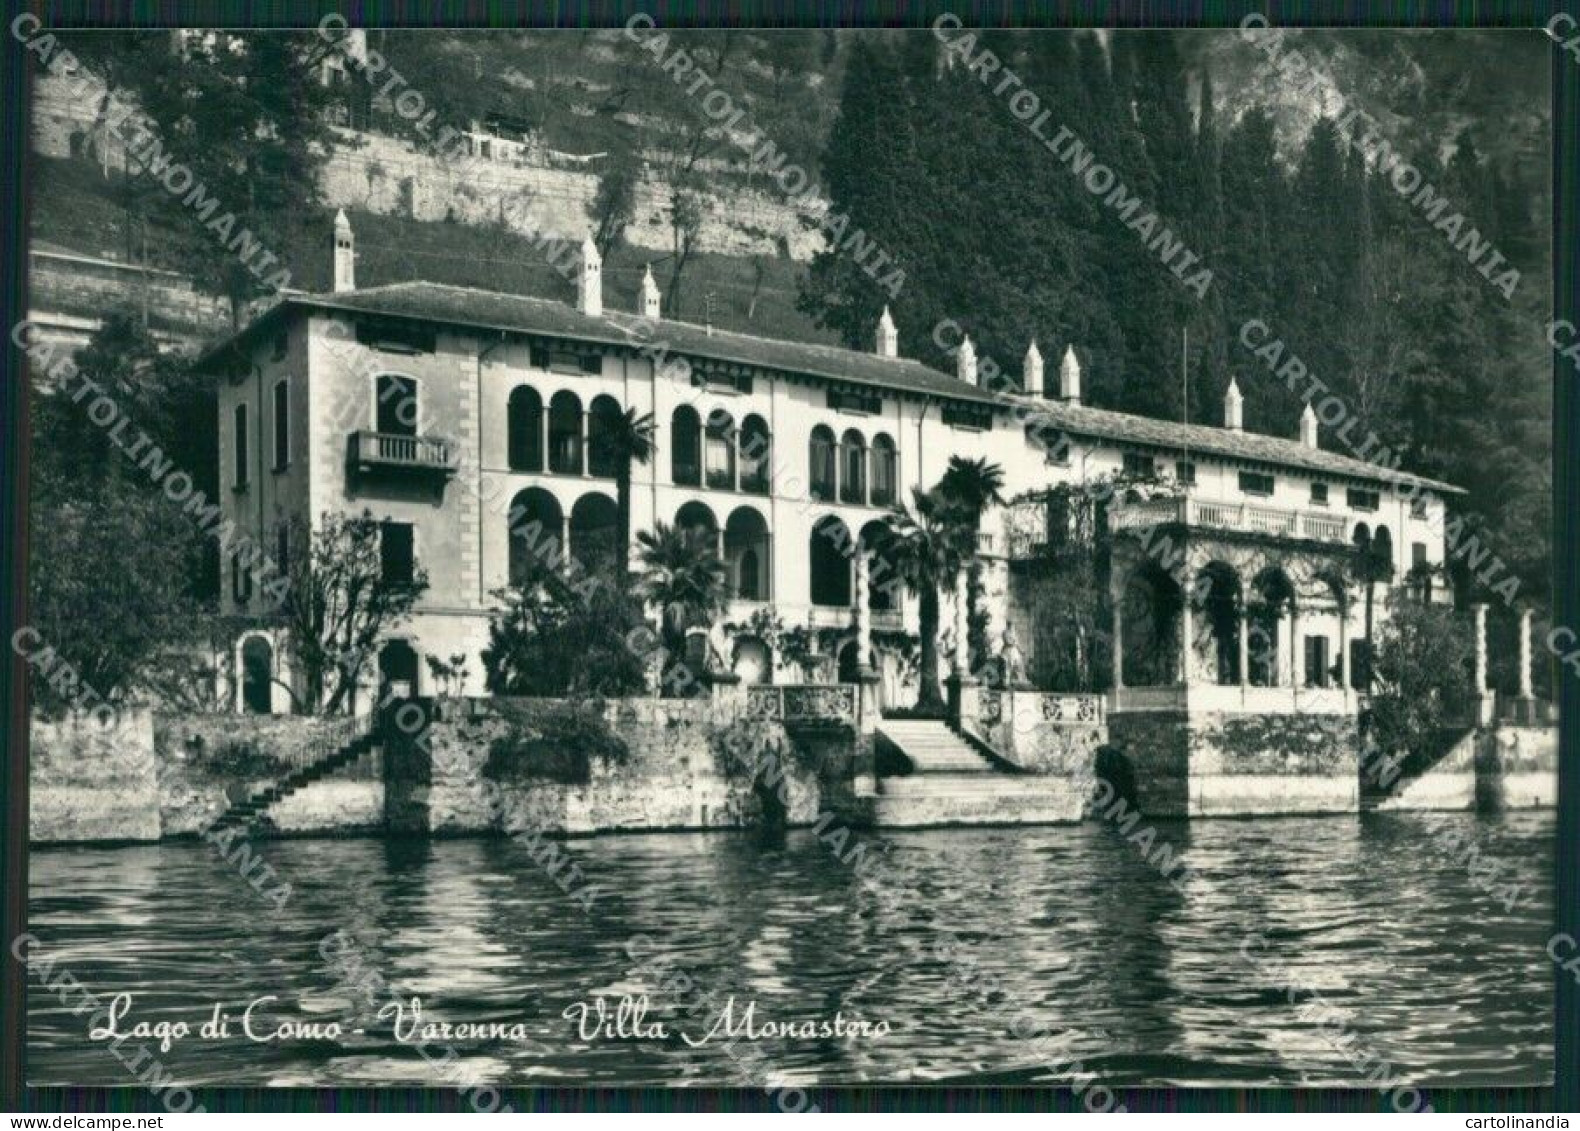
1001, 621, 1029, 688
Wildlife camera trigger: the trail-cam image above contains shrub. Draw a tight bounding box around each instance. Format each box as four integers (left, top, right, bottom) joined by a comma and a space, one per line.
483, 701, 628, 786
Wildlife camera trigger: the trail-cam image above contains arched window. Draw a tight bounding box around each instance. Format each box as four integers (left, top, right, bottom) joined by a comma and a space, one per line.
810, 425, 837, 502
548, 391, 583, 474
507, 386, 543, 472
725, 506, 770, 601
810, 516, 853, 607
507, 487, 564, 584
676, 501, 720, 560
587, 395, 622, 479
240, 635, 273, 715
861, 521, 896, 612
375, 374, 419, 437
840, 430, 866, 504
671, 406, 701, 486
705, 410, 736, 490
740, 415, 770, 494
1373, 525, 1395, 580
378, 640, 420, 698
870, 434, 897, 506
570, 492, 620, 576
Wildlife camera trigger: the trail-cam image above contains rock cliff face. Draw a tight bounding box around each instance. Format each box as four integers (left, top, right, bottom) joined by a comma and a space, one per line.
27, 30, 1549, 355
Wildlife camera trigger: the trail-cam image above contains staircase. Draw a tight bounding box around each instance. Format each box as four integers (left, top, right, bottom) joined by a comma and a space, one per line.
876, 720, 996, 773
208, 726, 381, 835
872, 720, 1082, 827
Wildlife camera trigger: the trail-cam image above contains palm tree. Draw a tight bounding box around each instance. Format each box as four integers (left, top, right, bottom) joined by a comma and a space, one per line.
636, 521, 729, 692
600, 408, 656, 580
937, 456, 1006, 666
1350, 525, 1394, 691
937, 456, 1007, 533
877, 488, 971, 713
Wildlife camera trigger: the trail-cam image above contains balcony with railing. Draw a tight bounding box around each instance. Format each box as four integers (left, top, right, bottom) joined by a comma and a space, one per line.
349, 431, 459, 477
1109, 496, 1350, 545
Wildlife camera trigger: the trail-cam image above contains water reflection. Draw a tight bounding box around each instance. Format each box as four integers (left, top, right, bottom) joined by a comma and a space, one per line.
28, 810, 1554, 1087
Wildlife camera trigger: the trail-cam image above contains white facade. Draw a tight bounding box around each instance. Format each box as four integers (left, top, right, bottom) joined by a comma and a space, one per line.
208, 229, 1457, 710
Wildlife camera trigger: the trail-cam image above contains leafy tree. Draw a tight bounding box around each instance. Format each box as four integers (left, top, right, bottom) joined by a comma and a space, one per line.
587, 143, 641, 260
60, 30, 338, 320
481, 567, 647, 698
278, 510, 429, 715
28, 477, 206, 714
1365, 591, 1473, 765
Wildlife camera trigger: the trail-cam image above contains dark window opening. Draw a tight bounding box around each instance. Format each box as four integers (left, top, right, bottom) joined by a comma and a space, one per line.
380, 522, 415, 586
233, 404, 250, 489
272, 380, 289, 470
1239, 471, 1275, 497
375, 375, 419, 437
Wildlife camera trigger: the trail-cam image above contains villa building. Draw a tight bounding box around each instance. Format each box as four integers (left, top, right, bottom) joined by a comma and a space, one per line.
198, 213, 1462, 718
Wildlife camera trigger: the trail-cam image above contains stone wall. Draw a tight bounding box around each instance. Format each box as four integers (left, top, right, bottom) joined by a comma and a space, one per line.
974, 689, 1107, 776
155, 713, 381, 836
30, 709, 161, 844
1481, 724, 1559, 809
387, 696, 828, 837
1108, 709, 1360, 818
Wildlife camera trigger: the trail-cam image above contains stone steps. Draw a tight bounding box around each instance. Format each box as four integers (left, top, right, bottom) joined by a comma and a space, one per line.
873, 721, 1081, 826
874, 775, 1082, 827
876, 721, 993, 773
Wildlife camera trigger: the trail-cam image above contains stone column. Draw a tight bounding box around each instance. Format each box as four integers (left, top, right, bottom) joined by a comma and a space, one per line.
1338, 607, 1350, 693
1178, 576, 1194, 688
1472, 602, 1493, 725
854, 550, 872, 671
1289, 605, 1301, 693
1237, 614, 1250, 691
1472, 602, 1489, 695
1519, 607, 1534, 699
560, 515, 572, 571
1111, 595, 1125, 691
947, 571, 977, 723
1513, 606, 1539, 723
953, 571, 970, 677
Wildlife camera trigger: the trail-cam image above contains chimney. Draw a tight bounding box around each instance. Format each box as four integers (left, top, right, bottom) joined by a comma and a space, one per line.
1023, 340, 1043, 397
876, 305, 898, 359
578, 237, 602, 317
640, 264, 661, 319
332, 209, 355, 293
957, 335, 978, 385
1060, 345, 1082, 404
1299, 401, 1318, 448
1224, 377, 1244, 431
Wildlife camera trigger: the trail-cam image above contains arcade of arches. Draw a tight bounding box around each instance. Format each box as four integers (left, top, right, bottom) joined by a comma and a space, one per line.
1110, 541, 1364, 693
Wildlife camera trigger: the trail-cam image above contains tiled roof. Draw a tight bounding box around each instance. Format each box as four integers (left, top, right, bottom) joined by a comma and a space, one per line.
1020, 398, 1463, 494
207, 281, 1006, 406
201, 280, 1462, 495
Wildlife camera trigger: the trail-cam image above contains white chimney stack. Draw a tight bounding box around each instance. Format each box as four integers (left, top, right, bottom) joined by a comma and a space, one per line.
957, 335, 978, 385
578, 237, 602, 317
640, 263, 661, 319
1224, 377, 1244, 431
1299, 401, 1318, 448
332, 209, 355, 293
1023, 340, 1043, 397
1060, 345, 1082, 404
876, 305, 898, 359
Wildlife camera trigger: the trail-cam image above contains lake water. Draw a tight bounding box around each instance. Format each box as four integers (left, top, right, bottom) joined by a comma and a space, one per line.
26, 810, 1555, 1089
